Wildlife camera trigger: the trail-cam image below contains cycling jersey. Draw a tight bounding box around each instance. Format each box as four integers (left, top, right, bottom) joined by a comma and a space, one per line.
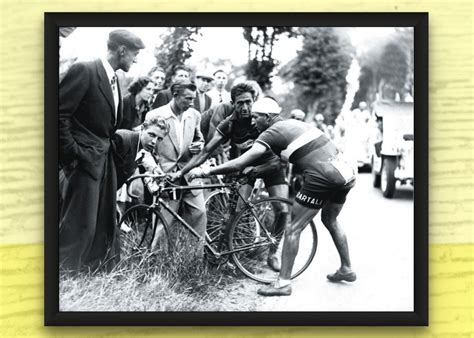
256, 119, 356, 208
216, 112, 286, 186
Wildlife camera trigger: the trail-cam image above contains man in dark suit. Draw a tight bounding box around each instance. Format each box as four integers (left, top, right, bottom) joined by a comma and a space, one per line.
152, 66, 190, 109
59, 29, 145, 274
193, 70, 213, 113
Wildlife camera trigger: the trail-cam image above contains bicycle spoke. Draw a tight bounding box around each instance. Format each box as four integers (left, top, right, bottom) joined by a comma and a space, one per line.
229, 197, 318, 284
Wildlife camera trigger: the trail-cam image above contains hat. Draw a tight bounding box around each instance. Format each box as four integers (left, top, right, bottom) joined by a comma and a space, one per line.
290, 109, 306, 120
252, 98, 282, 115
108, 29, 145, 50
195, 70, 215, 81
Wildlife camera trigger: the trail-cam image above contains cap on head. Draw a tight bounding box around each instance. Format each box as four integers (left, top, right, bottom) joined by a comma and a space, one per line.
252, 97, 282, 115
290, 109, 306, 120
195, 70, 215, 81
108, 29, 145, 50
315, 113, 325, 122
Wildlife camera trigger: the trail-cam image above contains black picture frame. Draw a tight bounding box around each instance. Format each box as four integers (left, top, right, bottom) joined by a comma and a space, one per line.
45, 12, 428, 326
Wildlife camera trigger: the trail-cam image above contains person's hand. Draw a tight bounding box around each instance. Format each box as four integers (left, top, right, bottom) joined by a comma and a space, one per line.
189, 141, 204, 155
188, 167, 210, 181
167, 171, 182, 182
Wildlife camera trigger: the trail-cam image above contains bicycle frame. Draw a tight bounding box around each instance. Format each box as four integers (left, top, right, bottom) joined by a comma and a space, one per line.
125, 174, 277, 259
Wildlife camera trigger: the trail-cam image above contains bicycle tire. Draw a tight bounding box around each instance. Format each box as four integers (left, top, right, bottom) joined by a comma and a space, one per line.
228, 197, 317, 284
204, 189, 230, 244
118, 204, 171, 259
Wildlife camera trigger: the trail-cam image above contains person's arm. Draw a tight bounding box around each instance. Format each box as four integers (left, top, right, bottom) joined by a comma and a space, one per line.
180, 131, 226, 175
188, 143, 267, 180
58, 62, 89, 165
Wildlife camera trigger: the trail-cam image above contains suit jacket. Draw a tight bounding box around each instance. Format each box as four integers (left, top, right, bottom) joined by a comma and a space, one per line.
193, 92, 212, 113
152, 88, 172, 109
111, 129, 140, 188
146, 103, 203, 175
119, 93, 149, 130
59, 59, 122, 180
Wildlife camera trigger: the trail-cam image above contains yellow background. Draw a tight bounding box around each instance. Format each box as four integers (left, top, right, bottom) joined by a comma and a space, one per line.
1, 0, 473, 337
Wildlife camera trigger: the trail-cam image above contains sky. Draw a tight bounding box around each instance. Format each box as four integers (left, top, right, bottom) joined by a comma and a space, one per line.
59, 26, 399, 94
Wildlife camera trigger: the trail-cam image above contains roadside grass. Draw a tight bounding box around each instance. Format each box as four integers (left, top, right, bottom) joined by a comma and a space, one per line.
60, 225, 260, 311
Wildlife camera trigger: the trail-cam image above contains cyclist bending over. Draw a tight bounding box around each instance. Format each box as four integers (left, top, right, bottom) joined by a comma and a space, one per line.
171, 84, 289, 272
189, 98, 357, 297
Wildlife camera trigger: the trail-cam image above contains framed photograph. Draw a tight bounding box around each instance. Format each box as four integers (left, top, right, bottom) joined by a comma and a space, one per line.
45, 12, 428, 326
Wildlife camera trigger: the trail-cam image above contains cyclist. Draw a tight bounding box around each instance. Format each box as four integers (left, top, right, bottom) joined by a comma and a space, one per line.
171, 84, 289, 272
188, 98, 357, 296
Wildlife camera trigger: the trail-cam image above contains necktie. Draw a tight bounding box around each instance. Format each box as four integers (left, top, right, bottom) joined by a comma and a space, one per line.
110, 74, 119, 123
110, 75, 117, 91
219, 92, 222, 103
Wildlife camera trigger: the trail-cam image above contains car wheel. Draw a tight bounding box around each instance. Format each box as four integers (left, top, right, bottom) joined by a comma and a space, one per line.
381, 157, 396, 198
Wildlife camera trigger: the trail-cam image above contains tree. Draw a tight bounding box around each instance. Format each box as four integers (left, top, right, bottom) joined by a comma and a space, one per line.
154, 27, 202, 87
243, 27, 297, 91
281, 28, 354, 125
352, 28, 413, 108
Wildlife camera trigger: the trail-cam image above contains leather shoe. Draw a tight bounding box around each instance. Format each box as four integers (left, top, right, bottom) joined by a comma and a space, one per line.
327, 269, 357, 282
257, 282, 292, 296
267, 255, 281, 272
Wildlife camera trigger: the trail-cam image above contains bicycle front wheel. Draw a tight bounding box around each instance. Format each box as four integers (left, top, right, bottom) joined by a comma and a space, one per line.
118, 204, 171, 260
228, 197, 317, 283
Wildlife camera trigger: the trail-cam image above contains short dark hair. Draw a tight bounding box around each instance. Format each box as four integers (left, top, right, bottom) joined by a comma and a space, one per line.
127, 76, 151, 95
143, 117, 170, 135
230, 83, 256, 102
147, 66, 165, 77
170, 80, 197, 96
173, 65, 191, 77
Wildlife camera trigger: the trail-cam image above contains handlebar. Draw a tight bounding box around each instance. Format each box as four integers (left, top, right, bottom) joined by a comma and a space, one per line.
124, 171, 251, 200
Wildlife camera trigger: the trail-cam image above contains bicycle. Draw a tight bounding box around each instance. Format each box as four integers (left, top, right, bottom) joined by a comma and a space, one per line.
118, 173, 318, 283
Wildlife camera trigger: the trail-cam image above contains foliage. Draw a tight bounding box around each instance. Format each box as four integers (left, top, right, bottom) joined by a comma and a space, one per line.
154, 27, 202, 87
280, 27, 354, 125
352, 28, 413, 108
59, 226, 258, 311
243, 27, 298, 91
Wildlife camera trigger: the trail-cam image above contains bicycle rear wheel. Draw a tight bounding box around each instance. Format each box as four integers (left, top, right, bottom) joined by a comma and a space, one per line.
204, 189, 231, 264
118, 204, 171, 260
228, 197, 317, 283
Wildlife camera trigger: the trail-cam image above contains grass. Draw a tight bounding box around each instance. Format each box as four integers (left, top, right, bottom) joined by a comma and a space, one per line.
59, 225, 261, 312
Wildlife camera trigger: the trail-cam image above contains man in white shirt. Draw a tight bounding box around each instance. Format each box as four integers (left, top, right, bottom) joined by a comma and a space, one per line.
208, 69, 231, 109
145, 80, 207, 246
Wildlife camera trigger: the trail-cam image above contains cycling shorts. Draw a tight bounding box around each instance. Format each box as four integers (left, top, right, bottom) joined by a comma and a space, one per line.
295, 162, 356, 209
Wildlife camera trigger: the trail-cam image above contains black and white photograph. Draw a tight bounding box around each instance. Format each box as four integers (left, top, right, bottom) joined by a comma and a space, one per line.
45, 13, 428, 325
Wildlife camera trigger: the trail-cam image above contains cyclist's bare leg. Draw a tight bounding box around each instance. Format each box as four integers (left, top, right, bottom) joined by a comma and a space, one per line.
280, 203, 319, 280
266, 184, 290, 270
321, 201, 356, 282
258, 202, 319, 296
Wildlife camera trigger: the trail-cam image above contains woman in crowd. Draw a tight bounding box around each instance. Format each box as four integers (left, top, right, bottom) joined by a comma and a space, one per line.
120, 76, 155, 130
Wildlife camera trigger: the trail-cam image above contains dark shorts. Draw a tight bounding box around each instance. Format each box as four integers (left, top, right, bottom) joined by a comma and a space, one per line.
295, 164, 356, 209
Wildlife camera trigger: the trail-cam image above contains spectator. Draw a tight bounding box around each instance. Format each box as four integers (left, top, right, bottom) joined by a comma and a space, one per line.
193, 70, 214, 113
290, 109, 306, 121
119, 76, 154, 130
145, 80, 207, 247
114, 117, 169, 217
147, 66, 166, 107
208, 69, 231, 108
153, 66, 191, 108
59, 29, 145, 273
314, 113, 329, 134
